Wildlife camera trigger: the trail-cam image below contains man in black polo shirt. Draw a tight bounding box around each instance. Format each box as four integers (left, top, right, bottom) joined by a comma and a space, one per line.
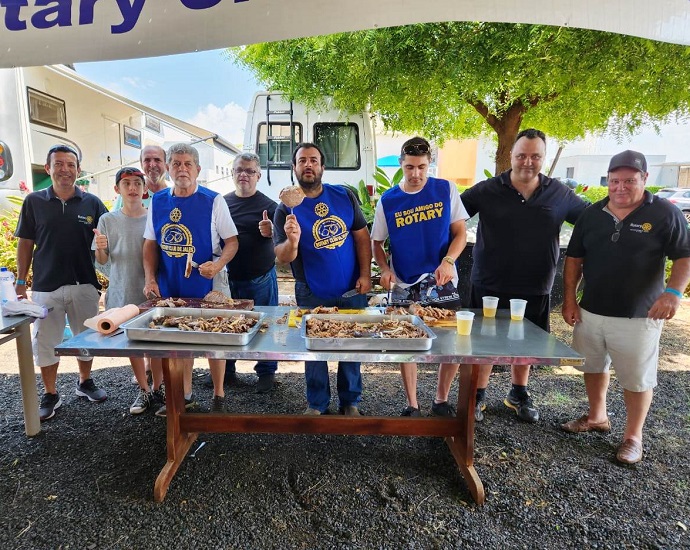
561, 150, 690, 464
202, 152, 279, 393
15, 144, 108, 421
460, 129, 588, 423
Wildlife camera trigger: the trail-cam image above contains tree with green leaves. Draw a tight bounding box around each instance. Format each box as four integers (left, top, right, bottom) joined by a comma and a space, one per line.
231, 22, 690, 174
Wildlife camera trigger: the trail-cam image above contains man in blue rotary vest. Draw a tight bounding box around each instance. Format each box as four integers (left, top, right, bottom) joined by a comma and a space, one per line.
143, 143, 239, 413
273, 142, 372, 415
372, 137, 469, 417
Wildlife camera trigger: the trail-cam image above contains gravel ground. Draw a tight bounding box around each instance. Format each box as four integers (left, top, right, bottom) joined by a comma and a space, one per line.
0, 306, 688, 549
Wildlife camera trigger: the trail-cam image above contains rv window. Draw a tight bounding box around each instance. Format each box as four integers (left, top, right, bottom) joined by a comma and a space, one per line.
27, 88, 67, 131
314, 123, 360, 170
257, 123, 302, 168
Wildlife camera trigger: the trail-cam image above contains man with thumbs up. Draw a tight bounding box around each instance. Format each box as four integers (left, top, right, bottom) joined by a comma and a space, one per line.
204, 152, 279, 393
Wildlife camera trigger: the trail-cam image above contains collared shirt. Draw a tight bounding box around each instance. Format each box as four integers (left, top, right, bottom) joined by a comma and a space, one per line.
461, 170, 588, 295
15, 186, 107, 292
566, 191, 690, 317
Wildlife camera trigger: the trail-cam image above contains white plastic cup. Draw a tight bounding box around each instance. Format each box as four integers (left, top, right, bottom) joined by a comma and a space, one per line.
509, 299, 527, 321
508, 321, 525, 340
455, 311, 475, 335
482, 296, 499, 318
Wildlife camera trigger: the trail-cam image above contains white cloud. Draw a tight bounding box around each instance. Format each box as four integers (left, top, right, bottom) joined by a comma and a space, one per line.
189, 102, 247, 147
121, 76, 156, 90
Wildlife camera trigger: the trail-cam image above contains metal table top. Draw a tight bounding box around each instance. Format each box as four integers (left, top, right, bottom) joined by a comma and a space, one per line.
0, 314, 33, 333
56, 306, 583, 366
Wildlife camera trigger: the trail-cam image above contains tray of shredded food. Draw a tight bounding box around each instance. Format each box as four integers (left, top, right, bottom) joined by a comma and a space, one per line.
300, 314, 436, 351
121, 307, 265, 346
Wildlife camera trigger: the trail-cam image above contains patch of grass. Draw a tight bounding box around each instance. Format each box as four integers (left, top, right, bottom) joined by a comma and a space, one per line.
541, 390, 576, 406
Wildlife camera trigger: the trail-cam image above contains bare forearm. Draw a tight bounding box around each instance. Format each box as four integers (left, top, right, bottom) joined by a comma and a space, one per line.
353, 229, 372, 277
216, 237, 239, 270
16, 239, 34, 281
94, 249, 109, 265
275, 240, 298, 264
445, 220, 467, 261
372, 240, 389, 272
667, 257, 690, 294
142, 240, 159, 284
563, 257, 583, 303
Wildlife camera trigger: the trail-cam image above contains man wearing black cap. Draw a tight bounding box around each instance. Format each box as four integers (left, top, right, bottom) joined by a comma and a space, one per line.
561, 150, 690, 464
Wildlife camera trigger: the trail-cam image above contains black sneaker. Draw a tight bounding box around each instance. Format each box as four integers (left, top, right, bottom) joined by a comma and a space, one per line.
155, 395, 197, 417
431, 401, 456, 417
504, 392, 540, 423
210, 395, 227, 413
202, 370, 251, 389
129, 389, 152, 415
256, 374, 275, 394
75, 378, 107, 402
151, 385, 166, 407
39, 393, 62, 421
400, 405, 421, 417
475, 399, 487, 422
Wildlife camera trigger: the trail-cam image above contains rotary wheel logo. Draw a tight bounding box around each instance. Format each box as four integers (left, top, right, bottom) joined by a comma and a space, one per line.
314, 203, 329, 218
85, 216, 93, 225
641, 223, 652, 232
170, 208, 182, 223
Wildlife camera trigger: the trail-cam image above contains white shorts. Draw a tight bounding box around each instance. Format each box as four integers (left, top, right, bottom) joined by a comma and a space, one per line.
572, 308, 663, 392
31, 284, 100, 367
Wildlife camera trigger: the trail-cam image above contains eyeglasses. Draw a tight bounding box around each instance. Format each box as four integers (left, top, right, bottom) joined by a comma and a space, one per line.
402, 143, 431, 156
233, 168, 259, 176
611, 221, 624, 242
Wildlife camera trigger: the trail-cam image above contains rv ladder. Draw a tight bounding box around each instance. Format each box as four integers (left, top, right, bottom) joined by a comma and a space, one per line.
265, 94, 295, 187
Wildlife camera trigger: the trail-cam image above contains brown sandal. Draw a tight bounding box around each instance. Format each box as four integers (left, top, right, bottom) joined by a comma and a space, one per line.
561, 414, 611, 433
616, 439, 643, 464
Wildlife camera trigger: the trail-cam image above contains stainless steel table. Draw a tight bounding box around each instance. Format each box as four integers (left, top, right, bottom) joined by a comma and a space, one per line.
56, 306, 583, 504
1, 315, 39, 436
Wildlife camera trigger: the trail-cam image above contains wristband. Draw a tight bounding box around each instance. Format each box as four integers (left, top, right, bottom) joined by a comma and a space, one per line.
442, 256, 455, 265
664, 287, 682, 298
16, 279, 26, 285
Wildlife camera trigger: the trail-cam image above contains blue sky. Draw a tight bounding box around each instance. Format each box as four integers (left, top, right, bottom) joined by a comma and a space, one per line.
75, 49, 260, 146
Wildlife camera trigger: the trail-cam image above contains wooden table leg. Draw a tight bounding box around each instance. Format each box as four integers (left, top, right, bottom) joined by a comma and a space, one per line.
15, 322, 40, 437
446, 364, 485, 504
154, 358, 197, 502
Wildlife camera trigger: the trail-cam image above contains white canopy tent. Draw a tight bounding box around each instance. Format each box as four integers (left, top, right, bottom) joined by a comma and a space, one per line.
1, 0, 689, 68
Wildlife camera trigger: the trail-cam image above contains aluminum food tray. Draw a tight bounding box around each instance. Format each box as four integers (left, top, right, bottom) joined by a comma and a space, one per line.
300, 314, 436, 351
121, 307, 265, 346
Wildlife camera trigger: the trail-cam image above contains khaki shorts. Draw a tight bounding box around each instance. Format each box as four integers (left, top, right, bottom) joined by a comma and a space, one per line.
31, 284, 100, 367
572, 308, 663, 392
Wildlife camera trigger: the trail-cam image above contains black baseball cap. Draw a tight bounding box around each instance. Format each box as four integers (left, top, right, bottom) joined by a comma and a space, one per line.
115, 167, 145, 184
608, 150, 647, 173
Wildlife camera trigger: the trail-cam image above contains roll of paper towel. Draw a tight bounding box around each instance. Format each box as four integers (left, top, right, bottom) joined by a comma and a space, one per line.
84, 304, 141, 335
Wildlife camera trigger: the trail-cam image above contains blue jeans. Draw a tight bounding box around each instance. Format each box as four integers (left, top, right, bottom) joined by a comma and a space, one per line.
226, 268, 279, 377
295, 280, 367, 411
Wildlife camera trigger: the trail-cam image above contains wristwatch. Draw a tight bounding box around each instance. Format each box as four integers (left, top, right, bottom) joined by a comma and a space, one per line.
442, 256, 455, 265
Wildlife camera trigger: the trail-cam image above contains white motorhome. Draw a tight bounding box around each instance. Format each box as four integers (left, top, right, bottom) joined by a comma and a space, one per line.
0, 65, 239, 211
243, 91, 376, 202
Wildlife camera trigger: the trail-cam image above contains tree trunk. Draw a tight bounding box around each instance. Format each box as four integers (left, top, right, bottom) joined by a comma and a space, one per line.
492, 107, 524, 175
